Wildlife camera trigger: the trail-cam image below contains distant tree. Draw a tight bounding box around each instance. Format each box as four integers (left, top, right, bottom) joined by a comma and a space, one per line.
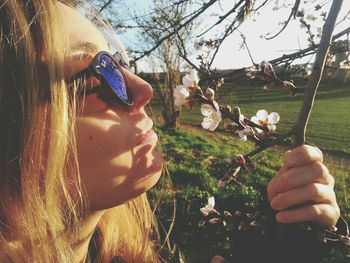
132, 0, 194, 128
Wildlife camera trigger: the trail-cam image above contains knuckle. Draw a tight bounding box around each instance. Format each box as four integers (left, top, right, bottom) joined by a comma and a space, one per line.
308, 183, 322, 198
309, 205, 322, 220
310, 162, 328, 180
278, 173, 291, 189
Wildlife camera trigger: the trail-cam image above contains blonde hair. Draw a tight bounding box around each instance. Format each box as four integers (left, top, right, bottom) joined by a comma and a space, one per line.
0, 1, 165, 262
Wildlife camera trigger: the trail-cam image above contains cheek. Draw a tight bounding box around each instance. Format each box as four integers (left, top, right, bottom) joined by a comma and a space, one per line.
75, 116, 163, 211
76, 117, 128, 163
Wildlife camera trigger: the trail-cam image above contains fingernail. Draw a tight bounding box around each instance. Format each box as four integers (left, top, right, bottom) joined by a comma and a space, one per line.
276, 212, 286, 223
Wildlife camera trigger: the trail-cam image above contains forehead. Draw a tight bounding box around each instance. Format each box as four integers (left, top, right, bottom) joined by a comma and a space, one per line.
57, 2, 109, 54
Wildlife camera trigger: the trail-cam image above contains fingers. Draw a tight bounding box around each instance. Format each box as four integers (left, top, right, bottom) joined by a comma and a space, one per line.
268, 161, 333, 200
270, 183, 335, 211
267, 145, 340, 227
275, 203, 340, 227
283, 145, 323, 168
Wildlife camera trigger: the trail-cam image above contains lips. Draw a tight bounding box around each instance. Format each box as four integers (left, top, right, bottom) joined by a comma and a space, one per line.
136, 129, 158, 145
135, 119, 159, 146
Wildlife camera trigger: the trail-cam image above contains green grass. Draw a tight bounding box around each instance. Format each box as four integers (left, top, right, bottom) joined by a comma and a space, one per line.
147, 79, 350, 262
149, 80, 350, 155
150, 126, 350, 263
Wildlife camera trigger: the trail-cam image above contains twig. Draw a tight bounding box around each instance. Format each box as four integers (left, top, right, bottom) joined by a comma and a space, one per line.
220, 26, 350, 79
197, 0, 244, 37
133, 0, 218, 62
99, 0, 113, 12
239, 32, 256, 65
265, 0, 301, 40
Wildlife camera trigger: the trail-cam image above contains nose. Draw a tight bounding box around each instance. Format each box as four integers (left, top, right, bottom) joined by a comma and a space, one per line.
121, 69, 153, 112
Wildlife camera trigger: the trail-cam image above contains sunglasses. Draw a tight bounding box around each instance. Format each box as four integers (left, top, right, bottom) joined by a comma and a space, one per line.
69, 51, 134, 106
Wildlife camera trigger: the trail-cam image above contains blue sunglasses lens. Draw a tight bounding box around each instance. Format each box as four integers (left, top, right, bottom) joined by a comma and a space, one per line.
98, 54, 132, 105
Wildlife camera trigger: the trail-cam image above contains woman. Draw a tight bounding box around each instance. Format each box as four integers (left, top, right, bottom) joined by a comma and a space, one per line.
0, 1, 341, 262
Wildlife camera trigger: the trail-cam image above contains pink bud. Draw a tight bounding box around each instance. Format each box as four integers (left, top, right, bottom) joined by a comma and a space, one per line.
236, 154, 246, 166
223, 211, 232, 217
340, 236, 350, 247
198, 220, 207, 227
234, 211, 242, 217
218, 178, 229, 188
249, 220, 260, 227
208, 218, 221, 224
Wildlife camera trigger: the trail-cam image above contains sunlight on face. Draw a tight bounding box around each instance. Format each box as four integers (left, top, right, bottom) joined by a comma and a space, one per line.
57, 3, 163, 211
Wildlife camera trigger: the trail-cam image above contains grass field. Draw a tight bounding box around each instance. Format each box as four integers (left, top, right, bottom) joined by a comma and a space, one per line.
150, 79, 350, 155
152, 126, 350, 263
146, 78, 350, 262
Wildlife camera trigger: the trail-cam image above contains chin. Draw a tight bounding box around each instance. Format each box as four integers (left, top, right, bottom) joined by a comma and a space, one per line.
134, 149, 163, 190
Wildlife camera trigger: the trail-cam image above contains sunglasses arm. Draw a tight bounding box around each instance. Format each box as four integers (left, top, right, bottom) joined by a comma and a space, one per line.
68, 65, 95, 86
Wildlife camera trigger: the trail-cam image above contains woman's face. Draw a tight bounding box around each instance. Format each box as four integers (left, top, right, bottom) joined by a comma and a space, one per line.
58, 3, 163, 211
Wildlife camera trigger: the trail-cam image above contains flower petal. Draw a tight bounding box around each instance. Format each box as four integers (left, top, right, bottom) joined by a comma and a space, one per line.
238, 131, 247, 141
200, 104, 214, 117
189, 69, 199, 84
201, 118, 213, 130
256, 109, 268, 121
250, 116, 259, 124
207, 119, 220, 131
268, 112, 280, 124
174, 85, 190, 98
268, 124, 276, 131
208, 197, 215, 208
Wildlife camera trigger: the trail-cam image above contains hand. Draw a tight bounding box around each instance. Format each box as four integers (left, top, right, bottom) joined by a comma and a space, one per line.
267, 145, 340, 227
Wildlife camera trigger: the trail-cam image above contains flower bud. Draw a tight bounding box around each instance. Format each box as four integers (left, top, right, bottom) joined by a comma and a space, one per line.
205, 88, 215, 100
223, 211, 232, 217
208, 218, 221, 224
233, 106, 241, 117
236, 154, 246, 166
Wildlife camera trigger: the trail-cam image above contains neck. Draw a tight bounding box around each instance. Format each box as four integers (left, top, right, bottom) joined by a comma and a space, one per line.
71, 210, 105, 263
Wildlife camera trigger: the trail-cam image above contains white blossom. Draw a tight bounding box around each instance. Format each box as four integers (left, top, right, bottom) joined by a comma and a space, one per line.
174, 84, 190, 107
174, 69, 200, 108
200, 101, 222, 131
200, 197, 216, 216
182, 69, 199, 88
251, 109, 280, 132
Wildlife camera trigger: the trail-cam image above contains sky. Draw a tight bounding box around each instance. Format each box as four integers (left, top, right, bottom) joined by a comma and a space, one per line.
116, 0, 350, 71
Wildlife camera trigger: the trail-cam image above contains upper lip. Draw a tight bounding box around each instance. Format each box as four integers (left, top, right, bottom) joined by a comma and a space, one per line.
135, 119, 154, 145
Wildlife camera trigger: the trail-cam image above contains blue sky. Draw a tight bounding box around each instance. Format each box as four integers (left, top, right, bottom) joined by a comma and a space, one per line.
116, 0, 350, 71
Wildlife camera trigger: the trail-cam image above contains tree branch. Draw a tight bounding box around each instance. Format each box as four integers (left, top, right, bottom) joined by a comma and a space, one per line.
99, 0, 113, 12
133, 0, 218, 62
294, 0, 343, 146
219, 26, 350, 79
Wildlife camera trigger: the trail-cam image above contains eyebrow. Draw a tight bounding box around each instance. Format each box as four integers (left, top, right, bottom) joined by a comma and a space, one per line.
69, 41, 100, 54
